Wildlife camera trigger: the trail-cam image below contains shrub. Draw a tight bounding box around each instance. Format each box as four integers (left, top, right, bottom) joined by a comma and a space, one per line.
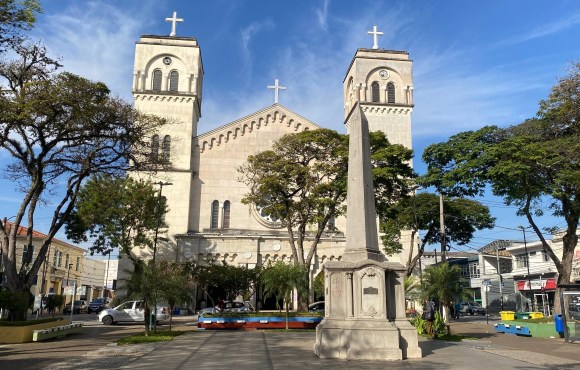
0, 290, 34, 321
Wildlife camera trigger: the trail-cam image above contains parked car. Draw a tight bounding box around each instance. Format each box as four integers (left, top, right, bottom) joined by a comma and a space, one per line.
459, 301, 486, 315
308, 301, 325, 313
87, 297, 112, 314
569, 302, 580, 320
221, 300, 255, 312
197, 307, 220, 316
63, 300, 88, 314
98, 300, 168, 325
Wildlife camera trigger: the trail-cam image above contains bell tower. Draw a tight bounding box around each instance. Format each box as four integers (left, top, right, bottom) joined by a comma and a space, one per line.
131, 13, 203, 254
343, 48, 413, 151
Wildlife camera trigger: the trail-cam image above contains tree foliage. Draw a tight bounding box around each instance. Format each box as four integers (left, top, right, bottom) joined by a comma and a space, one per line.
422, 262, 468, 324
64, 175, 167, 262
381, 192, 494, 275
0, 39, 167, 305
261, 261, 309, 329
421, 64, 580, 312
0, 0, 40, 49
156, 261, 193, 331
237, 129, 414, 299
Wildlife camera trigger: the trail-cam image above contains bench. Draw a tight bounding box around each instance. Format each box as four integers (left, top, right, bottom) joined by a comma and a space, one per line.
494, 323, 531, 337
32, 323, 83, 341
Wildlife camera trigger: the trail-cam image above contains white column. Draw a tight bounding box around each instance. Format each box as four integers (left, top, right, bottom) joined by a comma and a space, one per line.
383, 85, 388, 103
140, 74, 146, 92
408, 86, 414, 105
188, 74, 194, 94
133, 71, 140, 91
162, 73, 169, 91
360, 83, 367, 102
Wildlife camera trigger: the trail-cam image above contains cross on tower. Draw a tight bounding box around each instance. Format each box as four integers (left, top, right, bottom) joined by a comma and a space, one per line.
165, 11, 184, 37
367, 25, 383, 49
267, 79, 286, 104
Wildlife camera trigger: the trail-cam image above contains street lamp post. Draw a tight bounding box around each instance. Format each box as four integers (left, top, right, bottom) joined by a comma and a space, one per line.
519, 226, 534, 312
152, 181, 172, 332
67, 263, 75, 323
152, 182, 172, 263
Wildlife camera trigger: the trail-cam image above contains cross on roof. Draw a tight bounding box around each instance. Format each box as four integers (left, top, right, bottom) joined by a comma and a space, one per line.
165, 11, 184, 37
367, 25, 383, 49
267, 79, 286, 104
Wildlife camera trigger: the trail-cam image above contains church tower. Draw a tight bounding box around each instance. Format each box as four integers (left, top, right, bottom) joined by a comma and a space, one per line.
131, 14, 203, 252
343, 48, 413, 151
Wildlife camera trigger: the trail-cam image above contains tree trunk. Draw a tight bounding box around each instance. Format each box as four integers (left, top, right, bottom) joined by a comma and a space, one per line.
169, 305, 174, 331
143, 304, 151, 337
285, 300, 289, 330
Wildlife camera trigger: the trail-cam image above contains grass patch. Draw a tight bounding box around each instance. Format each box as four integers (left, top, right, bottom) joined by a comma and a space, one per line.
510, 318, 553, 324
117, 330, 186, 345
0, 317, 63, 327
418, 333, 476, 341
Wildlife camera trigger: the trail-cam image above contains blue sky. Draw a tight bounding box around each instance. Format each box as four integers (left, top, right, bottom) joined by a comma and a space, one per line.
1, 0, 579, 254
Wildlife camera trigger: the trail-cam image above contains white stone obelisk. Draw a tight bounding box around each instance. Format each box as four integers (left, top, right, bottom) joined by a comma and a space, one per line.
313, 103, 422, 361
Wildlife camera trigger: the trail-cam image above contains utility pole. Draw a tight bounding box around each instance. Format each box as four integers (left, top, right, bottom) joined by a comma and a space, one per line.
67, 263, 74, 323
519, 226, 534, 312
495, 247, 504, 310
439, 193, 446, 262
152, 181, 172, 332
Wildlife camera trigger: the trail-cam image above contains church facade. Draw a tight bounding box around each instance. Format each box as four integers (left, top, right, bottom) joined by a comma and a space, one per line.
128, 23, 415, 307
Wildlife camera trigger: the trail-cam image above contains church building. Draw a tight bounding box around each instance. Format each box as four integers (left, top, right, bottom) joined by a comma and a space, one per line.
128, 15, 415, 308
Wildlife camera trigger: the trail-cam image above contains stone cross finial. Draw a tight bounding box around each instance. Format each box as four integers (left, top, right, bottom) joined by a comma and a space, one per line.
367, 25, 383, 49
267, 79, 286, 104
166, 11, 184, 37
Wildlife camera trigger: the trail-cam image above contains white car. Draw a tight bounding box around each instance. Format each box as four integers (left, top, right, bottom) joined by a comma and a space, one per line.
98, 300, 168, 325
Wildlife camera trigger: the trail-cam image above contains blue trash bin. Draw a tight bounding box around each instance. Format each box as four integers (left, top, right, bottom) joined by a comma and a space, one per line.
555, 314, 564, 336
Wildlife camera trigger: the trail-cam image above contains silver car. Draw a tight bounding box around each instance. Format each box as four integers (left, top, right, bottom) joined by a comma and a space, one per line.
98, 300, 168, 325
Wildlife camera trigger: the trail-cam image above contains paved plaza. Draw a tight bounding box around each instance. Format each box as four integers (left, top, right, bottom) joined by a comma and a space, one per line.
1, 316, 579, 370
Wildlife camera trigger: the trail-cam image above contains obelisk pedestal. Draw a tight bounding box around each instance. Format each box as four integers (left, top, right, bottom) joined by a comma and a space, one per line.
313, 105, 421, 361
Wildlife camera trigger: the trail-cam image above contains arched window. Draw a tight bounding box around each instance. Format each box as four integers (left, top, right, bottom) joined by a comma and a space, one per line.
162, 135, 171, 162
169, 70, 179, 92
222, 200, 231, 229
151, 135, 159, 162
210, 200, 219, 229
371, 81, 380, 102
387, 82, 395, 104
152, 69, 162, 91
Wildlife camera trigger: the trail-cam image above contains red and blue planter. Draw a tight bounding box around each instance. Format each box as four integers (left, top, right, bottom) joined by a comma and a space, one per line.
198, 315, 323, 330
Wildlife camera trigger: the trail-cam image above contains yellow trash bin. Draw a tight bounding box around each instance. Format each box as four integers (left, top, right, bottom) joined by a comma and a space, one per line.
529, 312, 544, 319
500, 311, 515, 320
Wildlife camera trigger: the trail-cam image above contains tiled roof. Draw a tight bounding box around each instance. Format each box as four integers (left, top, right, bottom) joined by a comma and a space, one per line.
4, 221, 82, 251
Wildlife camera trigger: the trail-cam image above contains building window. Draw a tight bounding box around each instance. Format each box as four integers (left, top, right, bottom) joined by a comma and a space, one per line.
222, 200, 231, 229
169, 70, 179, 92
152, 69, 162, 91
151, 135, 159, 162
387, 82, 395, 103
53, 249, 58, 267
22, 244, 33, 264
210, 200, 219, 229
542, 251, 550, 262
65, 254, 69, 269
371, 81, 380, 102
162, 135, 171, 162
76, 256, 80, 271
327, 215, 336, 231
468, 262, 480, 278
515, 254, 528, 268
57, 251, 62, 267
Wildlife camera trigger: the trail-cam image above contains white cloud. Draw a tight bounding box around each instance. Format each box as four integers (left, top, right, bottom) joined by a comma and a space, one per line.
497, 13, 580, 46
33, 1, 157, 100
316, 0, 330, 31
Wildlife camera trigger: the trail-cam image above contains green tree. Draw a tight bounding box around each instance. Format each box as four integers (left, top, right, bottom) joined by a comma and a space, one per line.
157, 261, 193, 331
44, 294, 64, 318
0, 0, 41, 50
0, 39, 167, 319
381, 192, 495, 276
64, 175, 167, 262
421, 64, 580, 313
121, 260, 164, 336
422, 263, 467, 325
261, 261, 309, 329
0, 290, 33, 321
238, 129, 414, 307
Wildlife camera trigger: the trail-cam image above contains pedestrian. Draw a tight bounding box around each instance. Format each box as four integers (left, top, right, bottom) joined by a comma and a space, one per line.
422, 299, 435, 337
454, 302, 461, 319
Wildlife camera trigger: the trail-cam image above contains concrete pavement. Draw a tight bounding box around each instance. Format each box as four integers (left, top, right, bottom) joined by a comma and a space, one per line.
1, 315, 579, 369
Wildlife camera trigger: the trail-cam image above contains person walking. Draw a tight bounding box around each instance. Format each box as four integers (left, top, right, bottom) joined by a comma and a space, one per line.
422, 299, 435, 337
454, 302, 461, 320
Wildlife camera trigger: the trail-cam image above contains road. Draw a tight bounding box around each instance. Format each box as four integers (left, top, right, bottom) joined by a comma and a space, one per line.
0, 312, 197, 370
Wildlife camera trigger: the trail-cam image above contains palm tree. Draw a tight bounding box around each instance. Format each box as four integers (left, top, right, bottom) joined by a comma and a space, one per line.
261, 261, 309, 329
422, 262, 467, 324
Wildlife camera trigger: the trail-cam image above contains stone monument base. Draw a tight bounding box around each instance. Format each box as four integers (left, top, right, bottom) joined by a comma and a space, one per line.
314, 318, 402, 360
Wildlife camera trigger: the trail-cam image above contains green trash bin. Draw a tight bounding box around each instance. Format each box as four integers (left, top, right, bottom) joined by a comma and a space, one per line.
515, 312, 530, 320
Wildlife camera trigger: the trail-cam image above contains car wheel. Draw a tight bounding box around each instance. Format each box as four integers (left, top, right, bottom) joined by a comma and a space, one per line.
102, 315, 114, 325
87, 308, 92, 314
469, 309, 474, 316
